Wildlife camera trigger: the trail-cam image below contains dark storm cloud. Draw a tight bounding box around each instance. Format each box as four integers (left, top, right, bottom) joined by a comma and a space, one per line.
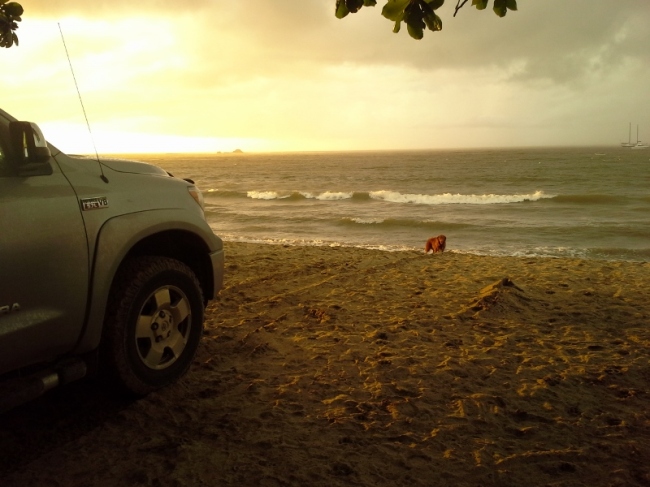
209, 1, 650, 86
24, 1, 649, 83
304, 1, 650, 85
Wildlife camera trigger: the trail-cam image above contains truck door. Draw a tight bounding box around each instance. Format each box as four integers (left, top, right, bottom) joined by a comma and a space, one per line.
0, 124, 89, 375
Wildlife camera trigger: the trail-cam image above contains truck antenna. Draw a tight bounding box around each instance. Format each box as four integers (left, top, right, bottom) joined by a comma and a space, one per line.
58, 23, 108, 183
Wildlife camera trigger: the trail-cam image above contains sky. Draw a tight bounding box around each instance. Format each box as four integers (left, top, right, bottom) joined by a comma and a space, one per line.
2, 0, 650, 153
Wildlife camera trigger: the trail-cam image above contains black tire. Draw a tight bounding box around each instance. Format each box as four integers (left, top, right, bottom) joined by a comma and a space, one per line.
102, 256, 204, 396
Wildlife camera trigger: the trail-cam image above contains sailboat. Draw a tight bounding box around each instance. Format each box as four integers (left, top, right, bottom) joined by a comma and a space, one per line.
631, 125, 649, 150
621, 122, 635, 147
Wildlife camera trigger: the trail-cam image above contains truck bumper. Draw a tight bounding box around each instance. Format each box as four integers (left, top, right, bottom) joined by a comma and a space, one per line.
209, 248, 225, 299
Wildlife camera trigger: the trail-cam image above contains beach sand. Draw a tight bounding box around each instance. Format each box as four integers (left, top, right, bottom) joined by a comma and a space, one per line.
2, 242, 650, 486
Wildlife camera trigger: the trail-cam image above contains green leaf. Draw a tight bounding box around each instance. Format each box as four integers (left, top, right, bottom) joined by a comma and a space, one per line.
426, 0, 445, 10
382, 0, 409, 22
493, 0, 507, 17
346, 0, 365, 13
406, 24, 424, 41
472, 0, 488, 10
420, 0, 434, 16
3, 1, 23, 16
335, 0, 349, 18
407, 21, 424, 40
424, 11, 442, 32
336, 0, 515, 41
404, 3, 426, 39
336, 0, 375, 18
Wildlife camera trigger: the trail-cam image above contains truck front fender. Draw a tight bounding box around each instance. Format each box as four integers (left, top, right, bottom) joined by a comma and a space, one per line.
74, 209, 223, 354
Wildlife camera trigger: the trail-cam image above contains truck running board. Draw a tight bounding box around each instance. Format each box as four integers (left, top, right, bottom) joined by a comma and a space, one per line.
0, 358, 88, 414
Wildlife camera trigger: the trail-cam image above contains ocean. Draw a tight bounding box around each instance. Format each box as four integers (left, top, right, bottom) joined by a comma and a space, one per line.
136, 147, 650, 262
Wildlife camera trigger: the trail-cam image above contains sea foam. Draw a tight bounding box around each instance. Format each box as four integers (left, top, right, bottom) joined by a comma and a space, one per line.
369, 190, 550, 205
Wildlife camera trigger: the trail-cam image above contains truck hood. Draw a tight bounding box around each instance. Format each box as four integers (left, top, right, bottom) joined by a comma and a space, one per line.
98, 157, 170, 176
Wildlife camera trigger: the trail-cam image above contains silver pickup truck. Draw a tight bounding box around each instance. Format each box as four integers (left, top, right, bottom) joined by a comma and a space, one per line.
0, 108, 224, 412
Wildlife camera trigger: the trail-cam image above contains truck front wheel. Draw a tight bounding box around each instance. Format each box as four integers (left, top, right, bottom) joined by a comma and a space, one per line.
103, 256, 205, 396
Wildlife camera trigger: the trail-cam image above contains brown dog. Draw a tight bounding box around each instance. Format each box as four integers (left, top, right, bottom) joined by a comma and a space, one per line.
425, 235, 446, 254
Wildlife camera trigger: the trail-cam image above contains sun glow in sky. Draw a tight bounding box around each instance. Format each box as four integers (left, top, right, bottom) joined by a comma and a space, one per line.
3, 1, 650, 154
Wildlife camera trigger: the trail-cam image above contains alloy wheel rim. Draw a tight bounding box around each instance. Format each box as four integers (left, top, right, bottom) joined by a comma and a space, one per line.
134, 285, 192, 370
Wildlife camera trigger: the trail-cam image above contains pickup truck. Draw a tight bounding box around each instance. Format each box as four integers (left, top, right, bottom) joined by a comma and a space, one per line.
0, 108, 224, 412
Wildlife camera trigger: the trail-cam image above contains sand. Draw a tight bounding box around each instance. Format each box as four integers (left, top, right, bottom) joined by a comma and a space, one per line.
1, 242, 650, 486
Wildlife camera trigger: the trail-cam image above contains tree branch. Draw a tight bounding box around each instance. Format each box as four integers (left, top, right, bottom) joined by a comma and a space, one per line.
454, 0, 470, 17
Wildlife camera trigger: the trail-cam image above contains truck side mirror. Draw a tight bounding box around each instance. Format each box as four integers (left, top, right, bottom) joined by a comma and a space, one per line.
8, 121, 53, 176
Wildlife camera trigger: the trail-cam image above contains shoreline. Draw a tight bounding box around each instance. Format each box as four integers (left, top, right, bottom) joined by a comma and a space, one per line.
3, 242, 649, 486
217, 236, 650, 263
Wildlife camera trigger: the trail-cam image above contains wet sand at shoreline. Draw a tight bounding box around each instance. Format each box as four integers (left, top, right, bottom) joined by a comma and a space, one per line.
2, 242, 649, 486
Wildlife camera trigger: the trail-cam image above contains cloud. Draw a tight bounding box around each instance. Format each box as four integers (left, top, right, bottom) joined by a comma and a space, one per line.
5, 0, 650, 152
21, 0, 214, 16
20, 1, 650, 81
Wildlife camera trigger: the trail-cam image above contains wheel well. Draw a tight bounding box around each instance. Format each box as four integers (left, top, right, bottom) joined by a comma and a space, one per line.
120, 230, 214, 304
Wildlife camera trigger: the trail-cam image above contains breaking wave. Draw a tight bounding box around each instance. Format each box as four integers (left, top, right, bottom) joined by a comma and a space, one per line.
211, 189, 552, 205
244, 190, 355, 201
368, 190, 551, 205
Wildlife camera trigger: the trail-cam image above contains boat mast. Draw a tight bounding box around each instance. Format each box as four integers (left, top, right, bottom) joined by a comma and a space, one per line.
629, 122, 632, 144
